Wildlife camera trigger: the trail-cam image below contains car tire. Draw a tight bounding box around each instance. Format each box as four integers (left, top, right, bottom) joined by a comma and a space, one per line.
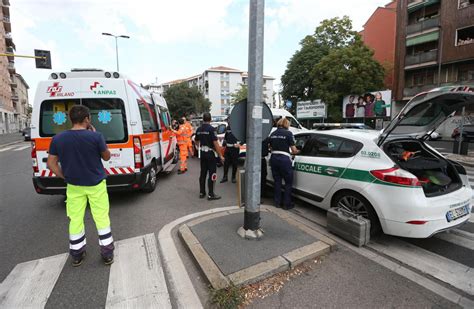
332, 191, 381, 236
142, 162, 158, 193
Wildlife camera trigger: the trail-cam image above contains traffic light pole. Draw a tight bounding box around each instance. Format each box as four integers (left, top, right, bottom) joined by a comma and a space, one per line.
0, 53, 45, 59
239, 0, 265, 239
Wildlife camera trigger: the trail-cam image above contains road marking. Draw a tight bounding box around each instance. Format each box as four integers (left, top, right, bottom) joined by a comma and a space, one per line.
0, 147, 12, 152
435, 231, 474, 250
0, 253, 68, 308
106, 234, 171, 308
368, 238, 473, 295
12, 145, 30, 151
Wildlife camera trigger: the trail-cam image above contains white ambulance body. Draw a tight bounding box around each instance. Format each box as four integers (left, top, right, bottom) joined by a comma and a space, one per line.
30, 69, 177, 194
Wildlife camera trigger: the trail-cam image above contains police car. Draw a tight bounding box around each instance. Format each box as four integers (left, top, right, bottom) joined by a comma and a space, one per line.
267, 86, 473, 238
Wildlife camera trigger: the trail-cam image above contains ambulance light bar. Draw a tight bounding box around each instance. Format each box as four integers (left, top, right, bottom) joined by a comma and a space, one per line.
50, 70, 121, 80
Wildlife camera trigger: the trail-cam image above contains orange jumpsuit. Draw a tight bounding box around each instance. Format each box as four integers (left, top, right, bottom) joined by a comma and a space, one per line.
184, 121, 194, 157
173, 125, 189, 172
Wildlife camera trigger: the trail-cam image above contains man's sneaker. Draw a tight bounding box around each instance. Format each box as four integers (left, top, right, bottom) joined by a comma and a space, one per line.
208, 194, 221, 201
71, 252, 86, 267
102, 255, 114, 265
220, 177, 228, 183
199, 193, 206, 199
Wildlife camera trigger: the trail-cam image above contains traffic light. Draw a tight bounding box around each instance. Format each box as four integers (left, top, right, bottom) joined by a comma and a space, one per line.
34, 49, 52, 69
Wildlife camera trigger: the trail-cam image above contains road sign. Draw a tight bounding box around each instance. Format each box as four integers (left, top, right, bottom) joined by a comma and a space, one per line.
34, 49, 52, 69
229, 99, 273, 144
297, 100, 327, 119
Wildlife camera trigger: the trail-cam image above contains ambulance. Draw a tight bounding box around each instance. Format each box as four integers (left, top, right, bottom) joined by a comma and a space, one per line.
30, 69, 177, 194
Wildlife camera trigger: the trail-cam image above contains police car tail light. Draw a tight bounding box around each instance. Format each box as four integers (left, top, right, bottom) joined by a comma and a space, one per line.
133, 137, 143, 169
31, 141, 38, 173
370, 167, 421, 187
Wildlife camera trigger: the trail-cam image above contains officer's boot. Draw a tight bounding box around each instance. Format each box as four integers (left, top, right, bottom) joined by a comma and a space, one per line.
199, 177, 206, 199
207, 181, 221, 200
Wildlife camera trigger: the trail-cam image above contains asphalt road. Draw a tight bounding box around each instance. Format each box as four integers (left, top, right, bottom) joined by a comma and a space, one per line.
1, 141, 473, 307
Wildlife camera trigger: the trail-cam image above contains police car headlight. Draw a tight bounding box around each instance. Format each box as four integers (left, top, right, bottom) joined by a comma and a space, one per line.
113, 72, 120, 78
51, 73, 58, 79
105, 72, 112, 78
59, 72, 66, 79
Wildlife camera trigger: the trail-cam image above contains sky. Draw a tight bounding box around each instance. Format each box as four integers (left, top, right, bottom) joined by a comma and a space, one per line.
11, 0, 391, 99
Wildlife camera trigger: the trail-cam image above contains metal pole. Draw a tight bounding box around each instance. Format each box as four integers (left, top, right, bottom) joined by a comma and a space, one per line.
115, 36, 119, 72
437, 26, 442, 86
243, 0, 264, 233
458, 106, 465, 154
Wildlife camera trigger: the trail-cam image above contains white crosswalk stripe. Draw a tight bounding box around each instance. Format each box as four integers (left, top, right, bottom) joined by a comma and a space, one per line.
0, 253, 68, 308
0, 144, 30, 153
0, 147, 13, 152
435, 232, 474, 250
0, 234, 172, 308
12, 145, 30, 151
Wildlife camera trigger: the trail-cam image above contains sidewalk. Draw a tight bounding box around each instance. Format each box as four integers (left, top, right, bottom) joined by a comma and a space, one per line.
0, 133, 23, 147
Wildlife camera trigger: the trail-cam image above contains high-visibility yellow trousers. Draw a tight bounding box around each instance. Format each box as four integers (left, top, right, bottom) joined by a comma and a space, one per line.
66, 180, 114, 258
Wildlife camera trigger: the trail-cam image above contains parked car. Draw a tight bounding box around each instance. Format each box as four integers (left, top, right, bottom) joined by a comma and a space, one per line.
23, 127, 31, 141
266, 86, 473, 238
451, 124, 474, 142
312, 123, 373, 130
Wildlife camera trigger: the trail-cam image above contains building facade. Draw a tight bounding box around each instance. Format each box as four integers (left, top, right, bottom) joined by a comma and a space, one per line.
393, 0, 474, 115
360, 1, 398, 90
152, 66, 275, 116
13, 73, 29, 130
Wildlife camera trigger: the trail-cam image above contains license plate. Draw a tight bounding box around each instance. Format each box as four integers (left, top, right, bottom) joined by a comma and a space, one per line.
446, 205, 470, 222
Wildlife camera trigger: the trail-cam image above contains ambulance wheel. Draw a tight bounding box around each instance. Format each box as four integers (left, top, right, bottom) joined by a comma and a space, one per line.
332, 191, 381, 236
142, 163, 158, 193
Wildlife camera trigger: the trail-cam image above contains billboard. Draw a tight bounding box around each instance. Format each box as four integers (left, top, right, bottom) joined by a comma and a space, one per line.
297, 100, 327, 119
342, 90, 392, 118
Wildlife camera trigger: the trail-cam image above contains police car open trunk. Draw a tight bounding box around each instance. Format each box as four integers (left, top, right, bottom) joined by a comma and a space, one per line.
378, 86, 474, 197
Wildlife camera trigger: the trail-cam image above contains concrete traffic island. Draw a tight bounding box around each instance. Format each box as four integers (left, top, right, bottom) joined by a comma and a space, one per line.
179, 205, 336, 290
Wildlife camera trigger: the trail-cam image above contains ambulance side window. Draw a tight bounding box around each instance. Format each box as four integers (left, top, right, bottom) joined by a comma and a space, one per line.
137, 100, 158, 133
158, 108, 170, 131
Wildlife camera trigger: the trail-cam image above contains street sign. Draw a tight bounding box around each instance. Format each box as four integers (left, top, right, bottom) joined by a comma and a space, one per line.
229, 99, 273, 144
297, 100, 327, 119
34, 49, 52, 69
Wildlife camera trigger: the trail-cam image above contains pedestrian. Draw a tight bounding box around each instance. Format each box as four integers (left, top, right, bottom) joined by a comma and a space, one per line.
182, 116, 194, 158
220, 119, 240, 183
269, 117, 299, 210
195, 112, 225, 200
171, 118, 189, 174
46, 105, 114, 267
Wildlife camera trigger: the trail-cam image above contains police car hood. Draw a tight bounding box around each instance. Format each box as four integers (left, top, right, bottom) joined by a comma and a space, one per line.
378, 86, 474, 145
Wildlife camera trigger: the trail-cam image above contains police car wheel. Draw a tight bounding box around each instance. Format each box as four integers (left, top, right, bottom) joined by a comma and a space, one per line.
332, 191, 381, 236
142, 163, 158, 193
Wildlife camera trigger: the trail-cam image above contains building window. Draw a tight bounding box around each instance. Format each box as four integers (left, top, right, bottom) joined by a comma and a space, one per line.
458, 64, 474, 81
413, 72, 424, 86
456, 26, 474, 46
459, 0, 474, 9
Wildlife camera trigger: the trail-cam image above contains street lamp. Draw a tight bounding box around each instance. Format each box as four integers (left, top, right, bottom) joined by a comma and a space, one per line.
101, 32, 130, 72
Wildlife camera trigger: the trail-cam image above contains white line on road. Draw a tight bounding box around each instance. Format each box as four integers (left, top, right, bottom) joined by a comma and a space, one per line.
106, 234, 171, 308
368, 238, 474, 295
0, 253, 68, 308
12, 145, 29, 151
0, 147, 12, 152
435, 231, 474, 250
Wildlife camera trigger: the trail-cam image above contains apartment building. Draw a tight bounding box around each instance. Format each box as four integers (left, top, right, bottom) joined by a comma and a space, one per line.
13, 73, 29, 130
152, 66, 275, 116
393, 0, 474, 115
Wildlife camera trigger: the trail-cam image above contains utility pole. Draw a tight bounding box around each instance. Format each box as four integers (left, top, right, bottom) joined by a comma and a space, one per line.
238, 0, 265, 239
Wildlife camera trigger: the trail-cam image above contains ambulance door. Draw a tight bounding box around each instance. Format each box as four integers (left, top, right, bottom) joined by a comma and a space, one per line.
156, 106, 174, 169
136, 96, 161, 170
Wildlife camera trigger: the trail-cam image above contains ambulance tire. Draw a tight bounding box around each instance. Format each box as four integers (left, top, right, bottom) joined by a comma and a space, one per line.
331, 190, 381, 236
142, 162, 158, 193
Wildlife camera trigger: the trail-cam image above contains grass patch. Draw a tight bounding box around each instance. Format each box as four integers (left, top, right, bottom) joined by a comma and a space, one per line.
209, 284, 245, 309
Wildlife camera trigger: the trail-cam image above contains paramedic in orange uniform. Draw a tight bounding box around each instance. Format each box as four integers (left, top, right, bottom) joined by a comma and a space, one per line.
171, 118, 189, 174
182, 117, 194, 158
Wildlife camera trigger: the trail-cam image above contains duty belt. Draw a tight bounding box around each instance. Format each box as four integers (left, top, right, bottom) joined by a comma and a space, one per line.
271, 150, 292, 158
226, 143, 238, 147
201, 146, 213, 152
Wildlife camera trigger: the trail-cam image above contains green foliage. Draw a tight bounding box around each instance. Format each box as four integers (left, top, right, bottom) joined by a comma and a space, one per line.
230, 84, 248, 104
280, 16, 385, 121
163, 83, 211, 118
209, 284, 244, 309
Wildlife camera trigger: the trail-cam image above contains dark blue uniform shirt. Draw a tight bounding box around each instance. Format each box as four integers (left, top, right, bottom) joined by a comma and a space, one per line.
195, 123, 217, 157
269, 128, 295, 153
49, 129, 107, 186
223, 126, 239, 146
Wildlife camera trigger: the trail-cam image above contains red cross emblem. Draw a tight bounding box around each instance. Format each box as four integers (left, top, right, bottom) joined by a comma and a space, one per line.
47, 82, 62, 97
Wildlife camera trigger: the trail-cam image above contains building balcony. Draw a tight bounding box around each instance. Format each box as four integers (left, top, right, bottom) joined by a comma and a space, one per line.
408, 0, 440, 13
407, 16, 439, 36
11, 94, 18, 101
10, 79, 16, 88
7, 61, 14, 73
403, 84, 436, 98
406, 30, 439, 47
2, 0, 10, 7
405, 50, 438, 67
3, 15, 10, 32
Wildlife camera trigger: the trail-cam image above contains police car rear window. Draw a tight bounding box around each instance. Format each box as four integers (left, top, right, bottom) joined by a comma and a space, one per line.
39, 98, 128, 143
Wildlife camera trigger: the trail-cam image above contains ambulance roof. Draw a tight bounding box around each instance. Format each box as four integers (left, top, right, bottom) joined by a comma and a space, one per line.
48, 69, 128, 80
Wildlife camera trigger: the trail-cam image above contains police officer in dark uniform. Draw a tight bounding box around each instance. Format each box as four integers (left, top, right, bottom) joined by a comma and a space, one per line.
221, 120, 240, 183
261, 137, 269, 196
195, 112, 225, 200
269, 117, 299, 209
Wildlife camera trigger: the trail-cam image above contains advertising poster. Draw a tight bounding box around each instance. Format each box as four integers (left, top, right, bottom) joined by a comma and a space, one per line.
296, 100, 327, 119
342, 90, 392, 118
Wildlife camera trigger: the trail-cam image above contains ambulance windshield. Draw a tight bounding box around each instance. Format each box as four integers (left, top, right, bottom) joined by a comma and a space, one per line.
39, 98, 128, 143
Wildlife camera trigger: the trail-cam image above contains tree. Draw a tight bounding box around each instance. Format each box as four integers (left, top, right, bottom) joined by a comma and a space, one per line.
230, 84, 248, 104
163, 83, 211, 118
312, 39, 385, 119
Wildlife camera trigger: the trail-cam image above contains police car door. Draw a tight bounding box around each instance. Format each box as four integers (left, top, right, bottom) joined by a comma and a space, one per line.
293, 134, 357, 203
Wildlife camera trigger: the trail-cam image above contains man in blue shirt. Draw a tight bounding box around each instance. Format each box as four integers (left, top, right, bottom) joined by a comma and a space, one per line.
47, 105, 114, 267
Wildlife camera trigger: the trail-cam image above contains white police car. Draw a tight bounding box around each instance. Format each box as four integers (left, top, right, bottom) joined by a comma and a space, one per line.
267, 86, 473, 238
